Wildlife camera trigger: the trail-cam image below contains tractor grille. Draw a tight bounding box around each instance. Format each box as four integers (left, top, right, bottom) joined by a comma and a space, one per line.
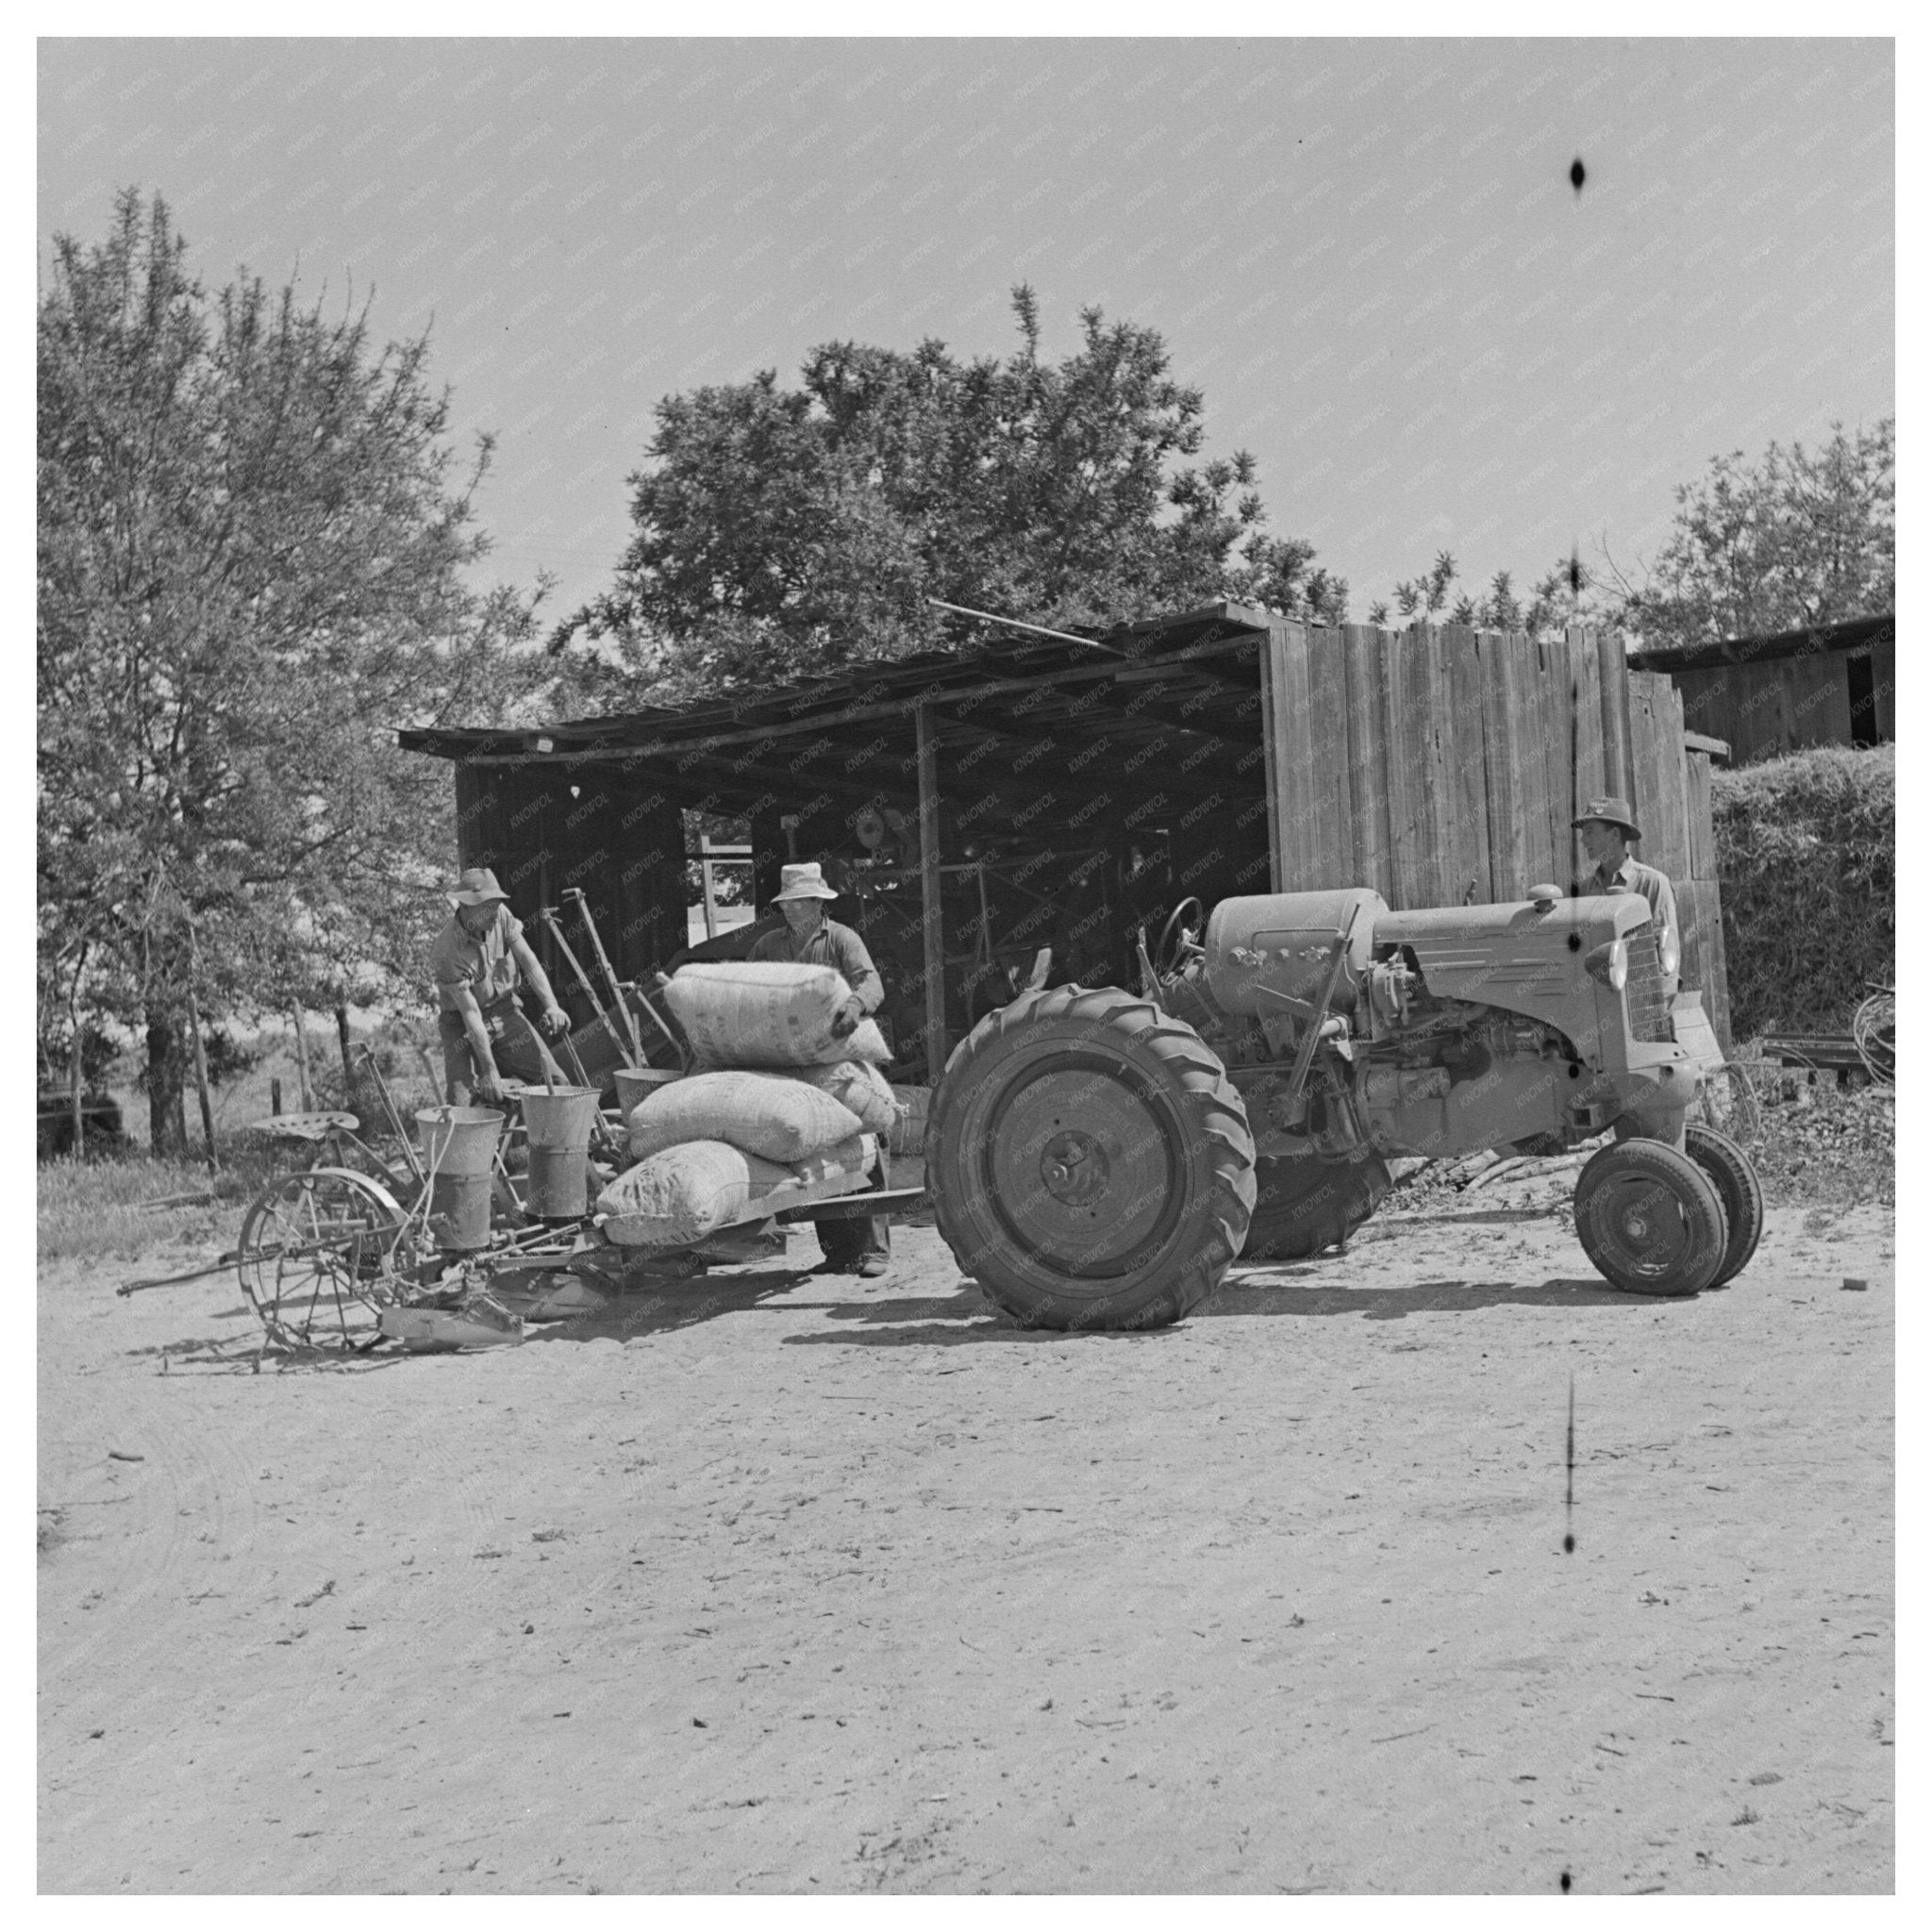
1625, 926, 1673, 1043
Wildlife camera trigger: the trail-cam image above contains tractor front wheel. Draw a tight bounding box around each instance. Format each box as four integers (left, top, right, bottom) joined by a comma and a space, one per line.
928, 986, 1255, 1329
1683, 1123, 1764, 1287
1574, 1140, 1727, 1297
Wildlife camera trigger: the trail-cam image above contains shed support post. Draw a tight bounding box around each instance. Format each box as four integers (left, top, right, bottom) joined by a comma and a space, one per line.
915, 703, 947, 1086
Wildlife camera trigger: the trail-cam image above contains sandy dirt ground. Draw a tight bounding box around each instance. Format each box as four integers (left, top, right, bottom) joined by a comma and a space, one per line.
40, 1193, 1893, 1895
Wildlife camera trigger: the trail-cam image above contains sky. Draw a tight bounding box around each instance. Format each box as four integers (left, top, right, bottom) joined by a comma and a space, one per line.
37, 34, 1895, 631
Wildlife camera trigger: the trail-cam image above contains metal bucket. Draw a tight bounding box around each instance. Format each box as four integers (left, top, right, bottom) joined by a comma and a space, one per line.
416, 1106, 507, 1250
517, 1085, 602, 1220
614, 1066, 682, 1120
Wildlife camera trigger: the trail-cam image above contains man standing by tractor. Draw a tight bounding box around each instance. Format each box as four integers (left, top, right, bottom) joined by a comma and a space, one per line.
1573, 796, 1681, 998
430, 867, 574, 1105
751, 861, 891, 1279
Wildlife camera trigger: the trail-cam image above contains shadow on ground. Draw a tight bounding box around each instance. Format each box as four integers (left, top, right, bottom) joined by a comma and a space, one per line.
779, 1271, 1678, 1346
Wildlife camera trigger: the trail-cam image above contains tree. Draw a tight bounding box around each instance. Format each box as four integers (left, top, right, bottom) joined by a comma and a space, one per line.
557, 288, 1345, 699
1368, 553, 1602, 636
38, 191, 544, 1150
1621, 420, 1894, 652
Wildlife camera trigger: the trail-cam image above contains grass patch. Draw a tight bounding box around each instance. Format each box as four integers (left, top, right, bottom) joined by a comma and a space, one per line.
37, 1148, 281, 1266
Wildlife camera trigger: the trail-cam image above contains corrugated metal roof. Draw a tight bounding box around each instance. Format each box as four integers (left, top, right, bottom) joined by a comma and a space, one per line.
399, 601, 1273, 764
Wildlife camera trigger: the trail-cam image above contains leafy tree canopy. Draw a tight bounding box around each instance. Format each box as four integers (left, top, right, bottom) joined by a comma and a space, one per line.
38, 190, 546, 1147
557, 287, 1346, 700
1363, 419, 1896, 652
1623, 419, 1894, 652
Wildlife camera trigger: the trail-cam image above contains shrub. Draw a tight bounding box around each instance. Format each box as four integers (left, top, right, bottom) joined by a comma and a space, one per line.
1713, 744, 1892, 1039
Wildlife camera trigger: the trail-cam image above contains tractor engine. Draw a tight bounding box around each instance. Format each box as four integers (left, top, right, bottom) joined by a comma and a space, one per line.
1171, 884, 1690, 1161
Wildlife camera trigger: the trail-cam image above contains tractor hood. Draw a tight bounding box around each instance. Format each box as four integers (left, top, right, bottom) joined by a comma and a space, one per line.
1377, 892, 1656, 1024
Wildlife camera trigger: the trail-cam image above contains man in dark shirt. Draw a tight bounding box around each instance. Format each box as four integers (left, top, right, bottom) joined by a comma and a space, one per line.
750, 862, 891, 1278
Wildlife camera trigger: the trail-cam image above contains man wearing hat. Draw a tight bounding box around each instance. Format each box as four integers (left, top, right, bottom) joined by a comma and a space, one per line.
1573, 797, 1682, 999
751, 862, 891, 1277
430, 868, 573, 1106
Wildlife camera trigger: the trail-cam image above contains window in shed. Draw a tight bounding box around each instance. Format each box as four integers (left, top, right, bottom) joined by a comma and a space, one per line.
1847, 651, 1880, 748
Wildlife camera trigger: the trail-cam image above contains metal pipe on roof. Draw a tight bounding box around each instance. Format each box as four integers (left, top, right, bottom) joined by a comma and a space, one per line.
925, 598, 1131, 657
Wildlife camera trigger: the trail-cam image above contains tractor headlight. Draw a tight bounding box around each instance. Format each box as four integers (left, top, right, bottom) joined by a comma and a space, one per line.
1659, 923, 1680, 979
1585, 938, 1628, 991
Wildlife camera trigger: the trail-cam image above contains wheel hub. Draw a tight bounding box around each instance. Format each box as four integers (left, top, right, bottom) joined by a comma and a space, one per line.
982, 1054, 1179, 1276
1040, 1129, 1109, 1206
1602, 1174, 1690, 1272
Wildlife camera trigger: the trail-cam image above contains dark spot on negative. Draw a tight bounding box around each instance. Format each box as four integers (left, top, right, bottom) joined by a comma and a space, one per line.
1570, 158, 1587, 193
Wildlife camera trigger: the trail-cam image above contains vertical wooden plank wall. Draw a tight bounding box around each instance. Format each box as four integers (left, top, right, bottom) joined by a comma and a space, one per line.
1571, 627, 1608, 814
1597, 627, 1635, 801
1538, 637, 1580, 893
1304, 625, 1355, 892
1439, 625, 1491, 905
1342, 624, 1392, 896
1381, 624, 1438, 908
1260, 621, 1322, 890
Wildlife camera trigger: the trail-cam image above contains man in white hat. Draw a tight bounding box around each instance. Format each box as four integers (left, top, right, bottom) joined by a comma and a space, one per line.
1572, 796, 1682, 999
751, 861, 891, 1277
429, 867, 573, 1105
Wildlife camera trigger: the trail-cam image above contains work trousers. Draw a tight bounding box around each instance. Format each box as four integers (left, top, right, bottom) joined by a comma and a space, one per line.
438, 996, 567, 1103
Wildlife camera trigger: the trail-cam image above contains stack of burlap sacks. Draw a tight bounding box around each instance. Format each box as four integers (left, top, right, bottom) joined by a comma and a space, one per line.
593, 962, 905, 1249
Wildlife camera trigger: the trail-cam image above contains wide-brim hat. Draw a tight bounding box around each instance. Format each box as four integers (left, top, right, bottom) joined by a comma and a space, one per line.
1572, 796, 1641, 840
447, 866, 511, 908
774, 861, 838, 902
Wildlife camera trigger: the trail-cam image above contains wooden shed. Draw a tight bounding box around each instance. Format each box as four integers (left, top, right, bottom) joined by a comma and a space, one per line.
402, 603, 1734, 1077
1629, 611, 1894, 767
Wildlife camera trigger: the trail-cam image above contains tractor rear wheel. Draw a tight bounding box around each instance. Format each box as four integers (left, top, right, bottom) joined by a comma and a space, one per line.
928, 986, 1255, 1329
1241, 1154, 1392, 1260
1574, 1140, 1727, 1297
1683, 1123, 1763, 1286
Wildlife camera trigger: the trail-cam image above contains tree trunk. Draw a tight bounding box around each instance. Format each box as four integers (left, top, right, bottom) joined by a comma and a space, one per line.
69, 1027, 85, 1159
145, 1008, 190, 1155
290, 1006, 313, 1110
335, 1004, 357, 1113
68, 941, 89, 1158
184, 984, 219, 1170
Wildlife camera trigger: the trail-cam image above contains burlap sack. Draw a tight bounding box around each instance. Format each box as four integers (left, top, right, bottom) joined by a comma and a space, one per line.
626, 1070, 864, 1164
664, 961, 895, 1067
596, 1135, 874, 1248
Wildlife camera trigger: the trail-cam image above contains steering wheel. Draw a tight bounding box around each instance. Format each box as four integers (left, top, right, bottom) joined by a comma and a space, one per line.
1151, 896, 1206, 980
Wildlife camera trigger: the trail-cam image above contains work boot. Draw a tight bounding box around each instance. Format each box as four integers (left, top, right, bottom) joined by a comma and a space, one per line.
856, 1254, 889, 1279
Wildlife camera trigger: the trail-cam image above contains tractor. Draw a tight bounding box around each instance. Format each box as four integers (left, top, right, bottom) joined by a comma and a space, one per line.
927, 881, 1762, 1329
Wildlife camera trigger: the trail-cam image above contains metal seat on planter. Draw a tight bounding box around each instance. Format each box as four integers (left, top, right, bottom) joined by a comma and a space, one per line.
246, 1110, 360, 1142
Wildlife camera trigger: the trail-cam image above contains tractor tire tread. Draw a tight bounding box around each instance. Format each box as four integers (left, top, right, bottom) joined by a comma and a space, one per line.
1684, 1123, 1764, 1287
931, 984, 1254, 1331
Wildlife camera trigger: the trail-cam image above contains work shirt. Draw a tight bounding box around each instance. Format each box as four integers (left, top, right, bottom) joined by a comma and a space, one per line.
1585, 856, 1681, 984
749, 916, 884, 1013
430, 905, 525, 1012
